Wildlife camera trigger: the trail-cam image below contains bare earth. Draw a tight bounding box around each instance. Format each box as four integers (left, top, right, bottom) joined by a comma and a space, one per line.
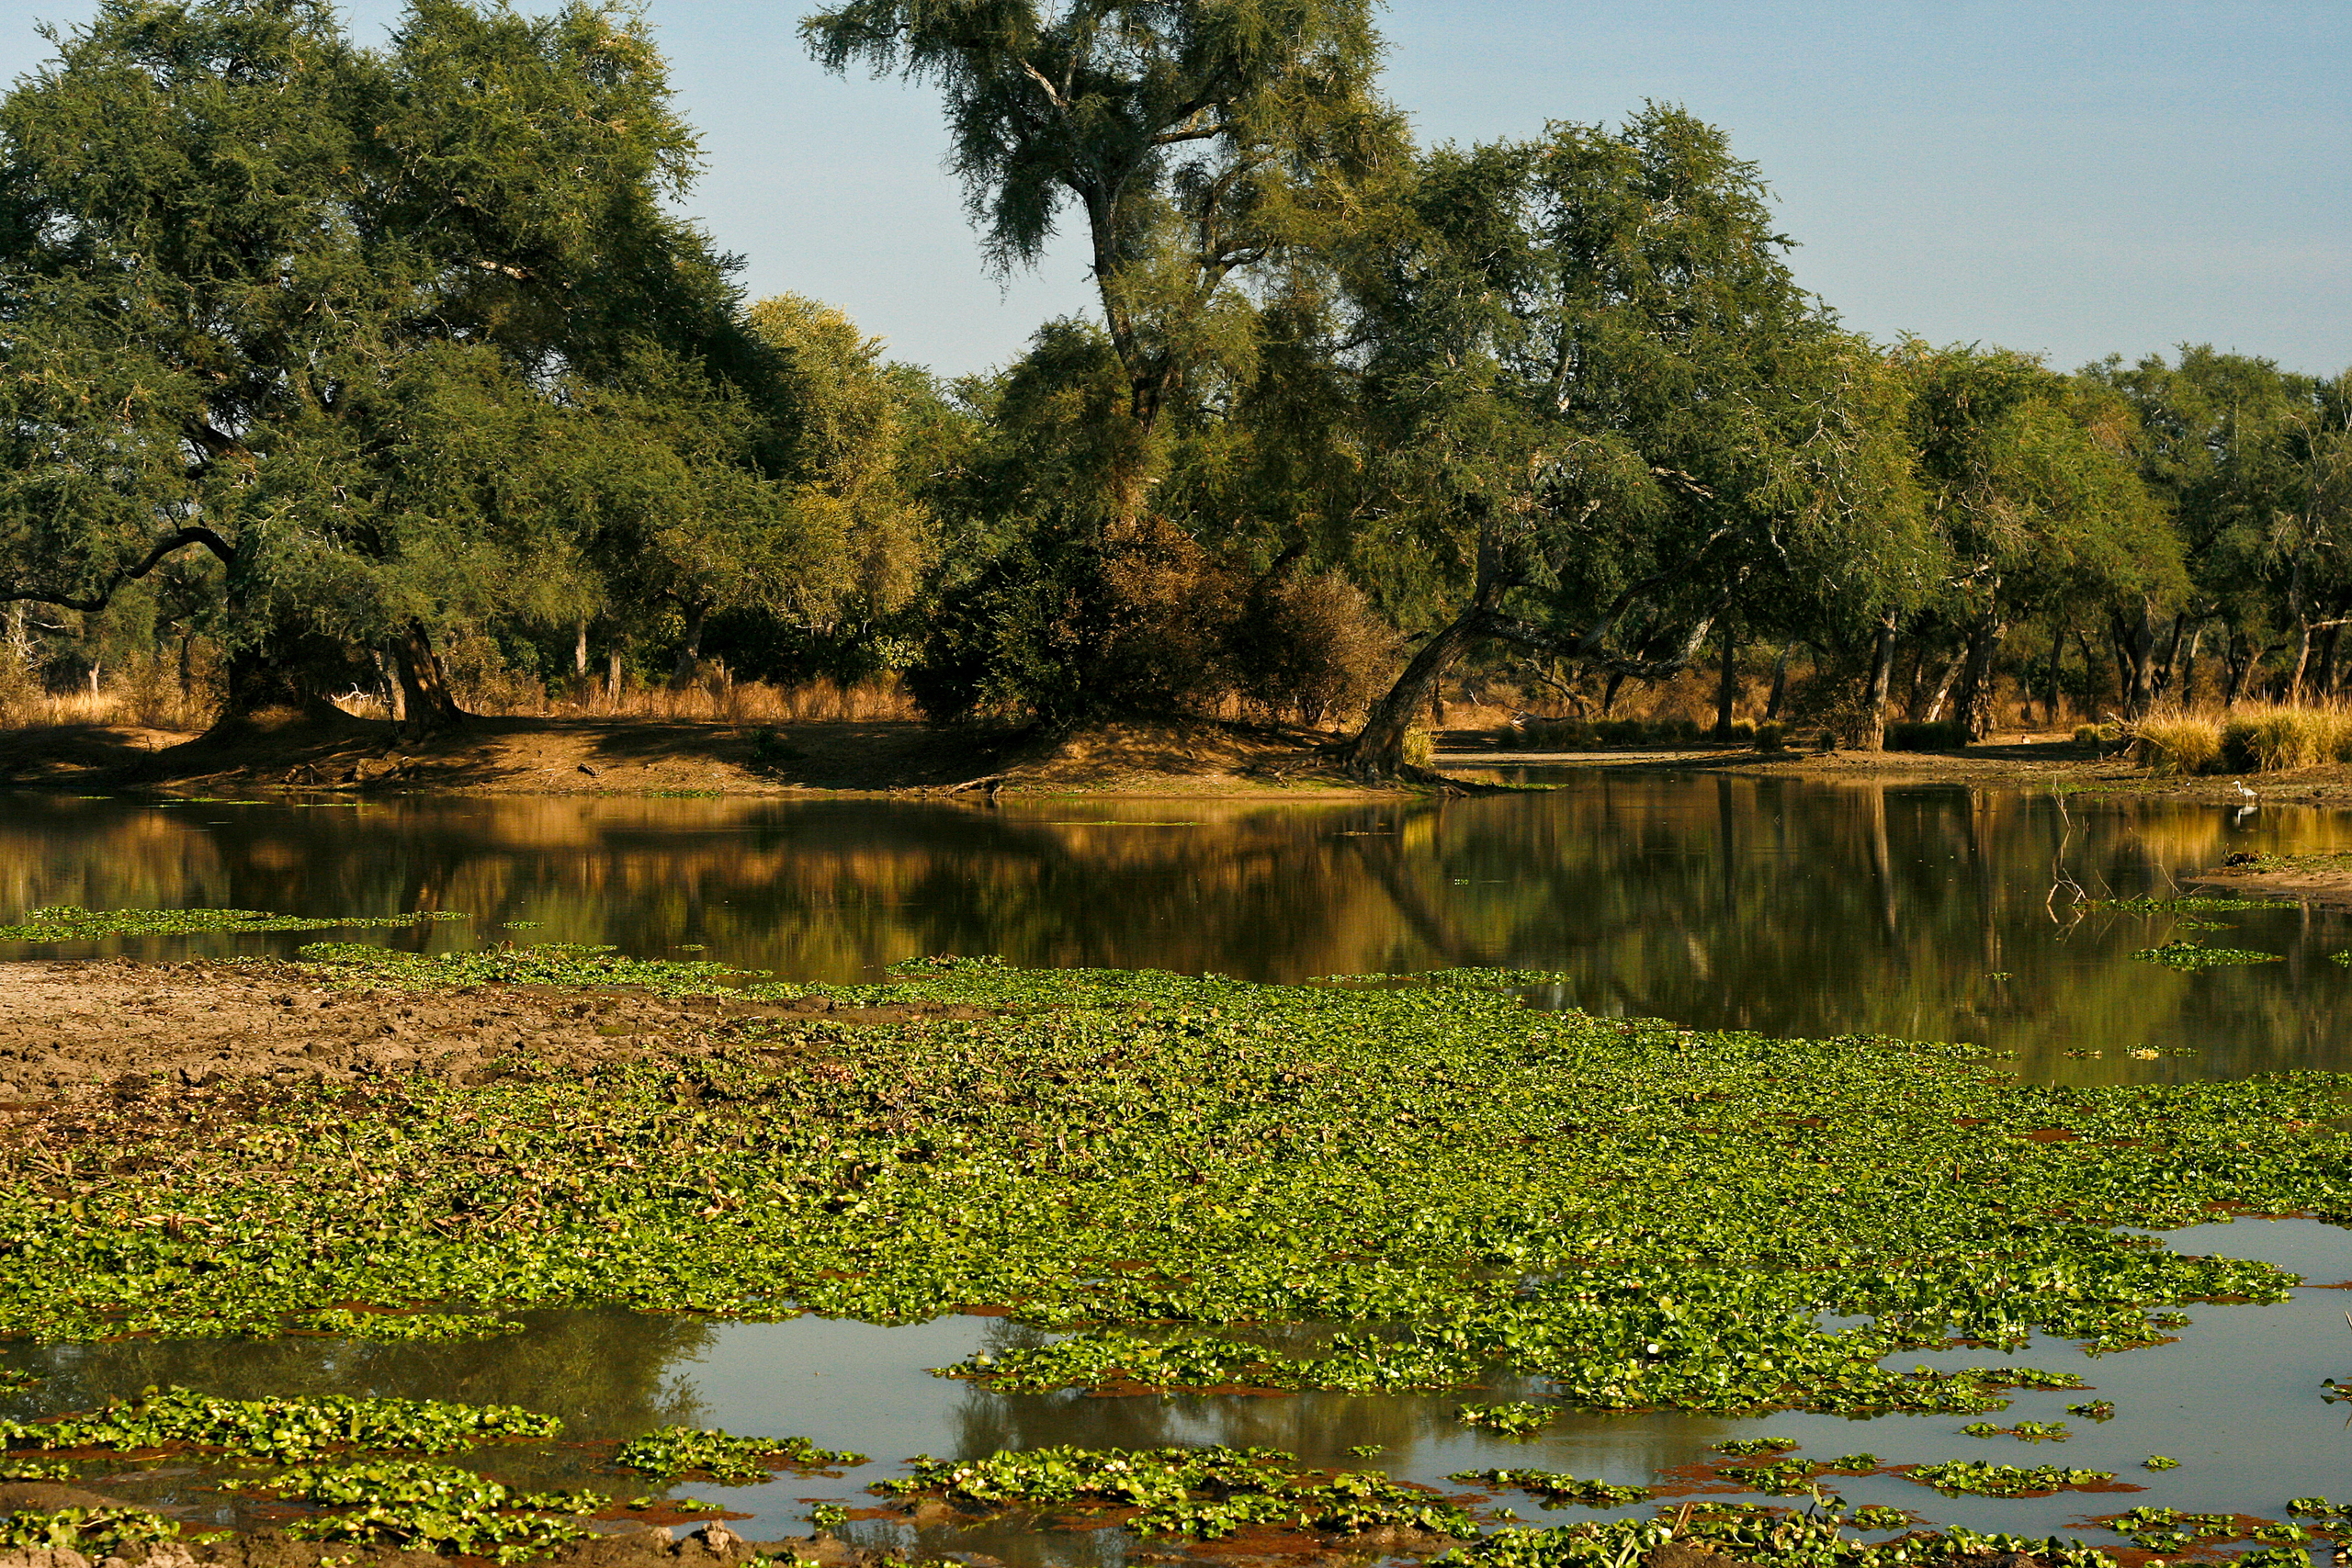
0, 958, 989, 1106
0, 713, 1376, 798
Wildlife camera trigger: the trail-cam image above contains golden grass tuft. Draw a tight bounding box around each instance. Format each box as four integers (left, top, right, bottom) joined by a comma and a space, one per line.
2132, 714, 2222, 775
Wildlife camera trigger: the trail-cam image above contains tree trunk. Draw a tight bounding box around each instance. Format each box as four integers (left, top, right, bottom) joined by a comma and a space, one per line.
371, 647, 404, 724
2223, 625, 2250, 709
2043, 611, 2069, 726
573, 620, 590, 678
2111, 609, 2158, 716
2320, 623, 2342, 699
1858, 613, 1896, 751
1713, 618, 1737, 739
1600, 671, 1625, 717
390, 620, 465, 733
672, 603, 708, 685
2154, 613, 2189, 700
2180, 625, 2203, 706
1342, 586, 1504, 778
1922, 656, 1962, 724
1765, 640, 1792, 720
1950, 617, 2007, 742
606, 647, 623, 705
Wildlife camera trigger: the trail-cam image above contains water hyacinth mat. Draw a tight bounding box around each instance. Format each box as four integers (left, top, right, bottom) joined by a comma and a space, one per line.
4, 947, 2352, 1562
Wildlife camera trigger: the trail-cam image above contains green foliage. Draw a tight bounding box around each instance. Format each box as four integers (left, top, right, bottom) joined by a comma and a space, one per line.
0, 1387, 561, 1461
613, 1426, 864, 1482
292, 940, 758, 994
872, 1446, 1476, 1541
2084, 897, 2290, 913
0, 906, 469, 942
292, 1309, 526, 1342
255, 1460, 600, 1563
1442, 1508, 2120, 1568
1714, 1438, 1799, 1457
0, 1507, 188, 1554
1448, 1471, 1648, 1509
1905, 1461, 2112, 1497
1456, 1402, 1553, 1436
2130, 941, 2286, 970
0, 953, 2335, 1436
2143, 1454, 2181, 1470
2066, 1399, 2116, 1420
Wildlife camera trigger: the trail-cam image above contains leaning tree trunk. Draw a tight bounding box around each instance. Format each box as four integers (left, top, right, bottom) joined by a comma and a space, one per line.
1857, 613, 1896, 751
1765, 640, 1793, 720
391, 619, 465, 734
1341, 581, 1506, 779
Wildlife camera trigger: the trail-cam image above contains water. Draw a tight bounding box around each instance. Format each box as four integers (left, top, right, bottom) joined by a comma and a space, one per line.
6, 772, 2352, 1554
7, 775, 2352, 1076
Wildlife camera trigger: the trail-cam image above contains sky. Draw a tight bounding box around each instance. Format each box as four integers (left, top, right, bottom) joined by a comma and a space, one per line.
5, 1, 2347, 381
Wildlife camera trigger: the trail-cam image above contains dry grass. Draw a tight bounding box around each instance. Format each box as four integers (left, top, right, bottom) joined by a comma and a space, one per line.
0, 682, 211, 734
2130, 704, 2352, 774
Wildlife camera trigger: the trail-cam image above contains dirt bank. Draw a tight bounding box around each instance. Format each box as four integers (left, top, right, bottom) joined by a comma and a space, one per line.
0, 714, 1378, 798
2190, 850, 2352, 905
0, 958, 982, 1105
1442, 726, 2352, 807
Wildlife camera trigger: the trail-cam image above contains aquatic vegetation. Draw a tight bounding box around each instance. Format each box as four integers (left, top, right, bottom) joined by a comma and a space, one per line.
1443, 1506, 2120, 1568
1847, 1506, 1910, 1532
2130, 940, 2285, 970
0, 1506, 191, 1553
872, 1446, 1476, 1540
2066, 1399, 2115, 1420
1905, 1461, 2113, 1496
1449, 1470, 1649, 1508
614, 1426, 864, 1483
2143, 1455, 2180, 1470
0, 954, 2337, 1432
258, 1461, 599, 1563
2101, 1507, 2245, 1550
1960, 1420, 2068, 1440
0, 906, 469, 941
293, 1309, 526, 1341
0, 1459, 74, 1481
2081, 897, 2290, 914
1715, 1438, 1800, 1456
808, 1504, 847, 1530
1458, 1402, 1554, 1435
0, 1387, 561, 1461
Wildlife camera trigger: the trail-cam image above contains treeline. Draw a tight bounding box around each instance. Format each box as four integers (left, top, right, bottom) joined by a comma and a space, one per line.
4, 0, 2347, 774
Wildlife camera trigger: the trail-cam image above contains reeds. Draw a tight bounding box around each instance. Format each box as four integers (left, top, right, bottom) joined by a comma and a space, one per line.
2130, 704, 2352, 774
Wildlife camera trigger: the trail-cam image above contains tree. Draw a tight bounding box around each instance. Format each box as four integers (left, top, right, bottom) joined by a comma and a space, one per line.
1338, 107, 1923, 774
802, 0, 1402, 525
1892, 342, 2178, 734
0, 0, 756, 728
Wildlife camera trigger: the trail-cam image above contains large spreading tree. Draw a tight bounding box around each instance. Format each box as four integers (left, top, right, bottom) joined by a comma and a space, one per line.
0, 0, 795, 728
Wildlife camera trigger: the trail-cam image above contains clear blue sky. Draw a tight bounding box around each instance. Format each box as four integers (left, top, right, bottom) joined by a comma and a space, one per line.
7, 1, 2347, 380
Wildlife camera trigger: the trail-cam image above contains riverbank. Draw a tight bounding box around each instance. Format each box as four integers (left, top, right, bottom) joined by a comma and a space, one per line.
17, 710, 2352, 811
0, 712, 1382, 798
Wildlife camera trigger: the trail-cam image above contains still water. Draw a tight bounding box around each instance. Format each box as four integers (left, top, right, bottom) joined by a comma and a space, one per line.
5, 772, 2352, 1553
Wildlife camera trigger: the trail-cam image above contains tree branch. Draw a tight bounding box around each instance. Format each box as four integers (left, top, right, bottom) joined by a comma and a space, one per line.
1, 527, 234, 613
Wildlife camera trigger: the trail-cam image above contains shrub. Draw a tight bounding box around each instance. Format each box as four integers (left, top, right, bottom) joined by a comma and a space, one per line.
1231, 572, 1399, 726
2221, 706, 2352, 772
1753, 721, 1788, 752
1401, 727, 1436, 769
2132, 716, 2222, 775
1884, 720, 1965, 751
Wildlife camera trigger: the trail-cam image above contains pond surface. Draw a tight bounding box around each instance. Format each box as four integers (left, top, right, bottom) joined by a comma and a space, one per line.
6, 770, 2352, 1557
7, 773, 2352, 1076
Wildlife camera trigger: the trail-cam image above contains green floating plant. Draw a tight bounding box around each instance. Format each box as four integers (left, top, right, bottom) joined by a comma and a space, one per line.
1456, 1402, 1555, 1436
1449, 1470, 1649, 1508
2131, 940, 2284, 970
0, 906, 469, 941
0, 1387, 560, 1461
292, 1309, 526, 1342
873, 1446, 1476, 1541
254, 1461, 603, 1564
614, 1426, 864, 1483
1905, 1461, 2114, 1497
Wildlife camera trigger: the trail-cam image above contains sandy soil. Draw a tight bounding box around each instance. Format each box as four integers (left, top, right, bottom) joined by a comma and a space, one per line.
0, 959, 988, 1106
0, 714, 1375, 799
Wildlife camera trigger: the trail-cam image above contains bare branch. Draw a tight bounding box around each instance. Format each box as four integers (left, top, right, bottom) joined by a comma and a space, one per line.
1, 527, 233, 613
